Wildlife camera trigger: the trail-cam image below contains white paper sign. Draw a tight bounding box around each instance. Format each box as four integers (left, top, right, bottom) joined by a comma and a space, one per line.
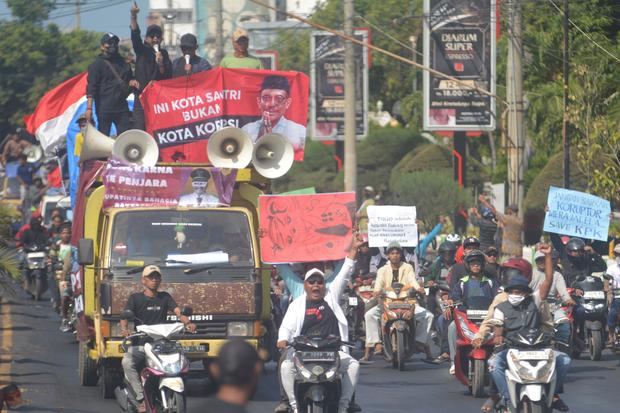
367, 205, 418, 247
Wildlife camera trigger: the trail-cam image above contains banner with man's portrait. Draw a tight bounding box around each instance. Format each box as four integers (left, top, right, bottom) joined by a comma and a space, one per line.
140, 67, 309, 163
102, 161, 237, 208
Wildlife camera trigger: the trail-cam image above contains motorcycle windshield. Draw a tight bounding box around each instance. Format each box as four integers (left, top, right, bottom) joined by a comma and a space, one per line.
575, 277, 604, 292
137, 322, 185, 340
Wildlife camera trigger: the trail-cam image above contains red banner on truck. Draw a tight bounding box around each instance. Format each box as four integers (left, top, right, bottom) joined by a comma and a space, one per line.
258, 192, 356, 263
140, 67, 309, 163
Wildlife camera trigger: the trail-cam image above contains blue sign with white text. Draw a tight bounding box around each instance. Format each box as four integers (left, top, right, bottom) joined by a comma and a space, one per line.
543, 186, 610, 241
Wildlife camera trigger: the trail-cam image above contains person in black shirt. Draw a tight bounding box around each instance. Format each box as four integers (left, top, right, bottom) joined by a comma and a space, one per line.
130, 2, 172, 130
85, 33, 137, 135
207, 339, 263, 413
172, 33, 212, 78
120, 265, 195, 413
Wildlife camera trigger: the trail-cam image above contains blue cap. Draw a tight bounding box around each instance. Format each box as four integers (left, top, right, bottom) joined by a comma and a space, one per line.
504, 275, 532, 293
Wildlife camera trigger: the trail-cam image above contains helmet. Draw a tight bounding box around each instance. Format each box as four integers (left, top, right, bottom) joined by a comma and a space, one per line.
463, 236, 480, 249
500, 258, 532, 287
438, 241, 457, 254
464, 249, 486, 272
565, 237, 585, 252
446, 234, 461, 244
504, 275, 532, 294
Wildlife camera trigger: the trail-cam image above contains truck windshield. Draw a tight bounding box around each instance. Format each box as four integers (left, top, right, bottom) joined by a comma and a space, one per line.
109, 210, 253, 268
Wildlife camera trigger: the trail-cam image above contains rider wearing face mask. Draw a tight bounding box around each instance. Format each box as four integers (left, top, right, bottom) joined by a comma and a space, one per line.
85, 33, 138, 135
488, 244, 571, 413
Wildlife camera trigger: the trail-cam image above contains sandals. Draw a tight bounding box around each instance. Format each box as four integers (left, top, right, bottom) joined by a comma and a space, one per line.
481, 398, 495, 412
373, 344, 383, 356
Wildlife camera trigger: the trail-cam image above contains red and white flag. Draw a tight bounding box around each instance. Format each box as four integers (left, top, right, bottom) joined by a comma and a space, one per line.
23, 72, 88, 153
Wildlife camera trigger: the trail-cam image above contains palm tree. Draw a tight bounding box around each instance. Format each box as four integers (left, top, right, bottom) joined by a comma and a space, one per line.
0, 204, 20, 297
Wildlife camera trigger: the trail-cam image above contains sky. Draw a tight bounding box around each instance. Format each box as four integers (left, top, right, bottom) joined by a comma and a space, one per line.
0, 0, 150, 39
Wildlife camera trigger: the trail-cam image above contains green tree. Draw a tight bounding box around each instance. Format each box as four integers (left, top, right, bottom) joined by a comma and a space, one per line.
6, 0, 55, 23
390, 170, 471, 229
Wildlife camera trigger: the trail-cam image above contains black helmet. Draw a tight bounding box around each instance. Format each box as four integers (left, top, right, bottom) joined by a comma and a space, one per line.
463, 236, 480, 249
438, 241, 457, 254
464, 249, 485, 272
565, 237, 585, 252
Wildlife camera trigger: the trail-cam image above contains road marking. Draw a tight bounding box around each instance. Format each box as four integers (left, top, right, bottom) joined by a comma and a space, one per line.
0, 297, 13, 385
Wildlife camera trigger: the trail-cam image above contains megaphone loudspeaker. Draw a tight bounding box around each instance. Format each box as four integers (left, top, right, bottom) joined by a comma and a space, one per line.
113, 129, 159, 167
80, 124, 114, 161
251, 133, 294, 179
207, 127, 253, 169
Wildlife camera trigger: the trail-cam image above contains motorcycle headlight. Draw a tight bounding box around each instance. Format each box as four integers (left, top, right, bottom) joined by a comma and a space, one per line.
509, 350, 554, 383
227, 321, 253, 337
457, 315, 476, 340
151, 353, 187, 375
595, 303, 605, 310
583, 303, 595, 311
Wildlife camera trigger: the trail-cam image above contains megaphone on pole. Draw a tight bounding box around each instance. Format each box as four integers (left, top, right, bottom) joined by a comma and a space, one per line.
80, 123, 114, 161
251, 133, 294, 179
113, 129, 159, 167
207, 127, 253, 169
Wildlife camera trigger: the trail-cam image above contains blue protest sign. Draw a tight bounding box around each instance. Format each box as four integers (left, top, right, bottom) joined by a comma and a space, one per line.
543, 186, 610, 241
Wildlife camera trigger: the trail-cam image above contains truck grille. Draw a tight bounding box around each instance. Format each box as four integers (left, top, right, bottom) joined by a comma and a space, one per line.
195, 322, 227, 337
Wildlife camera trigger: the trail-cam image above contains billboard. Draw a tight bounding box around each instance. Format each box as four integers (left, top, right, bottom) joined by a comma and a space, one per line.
423, 0, 496, 131
310, 30, 369, 140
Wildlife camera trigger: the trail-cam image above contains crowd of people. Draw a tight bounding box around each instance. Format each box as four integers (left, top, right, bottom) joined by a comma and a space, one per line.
84, 2, 262, 136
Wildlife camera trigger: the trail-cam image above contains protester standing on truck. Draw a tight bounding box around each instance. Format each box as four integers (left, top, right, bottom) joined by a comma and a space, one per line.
172, 33, 212, 78
219, 29, 263, 69
120, 265, 196, 413
85, 33, 137, 135
130, 1, 172, 130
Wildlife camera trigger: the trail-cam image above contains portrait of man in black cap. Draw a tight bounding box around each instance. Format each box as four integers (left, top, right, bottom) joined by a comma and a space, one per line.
172, 33, 212, 78
178, 168, 220, 207
130, 1, 172, 130
241, 75, 306, 152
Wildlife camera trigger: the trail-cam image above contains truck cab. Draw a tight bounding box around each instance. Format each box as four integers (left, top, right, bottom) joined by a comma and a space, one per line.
76, 167, 271, 398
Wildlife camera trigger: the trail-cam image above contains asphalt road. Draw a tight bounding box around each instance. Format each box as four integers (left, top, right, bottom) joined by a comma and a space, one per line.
2, 288, 620, 413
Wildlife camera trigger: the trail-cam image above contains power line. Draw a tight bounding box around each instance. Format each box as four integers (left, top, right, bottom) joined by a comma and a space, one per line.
546, 0, 620, 64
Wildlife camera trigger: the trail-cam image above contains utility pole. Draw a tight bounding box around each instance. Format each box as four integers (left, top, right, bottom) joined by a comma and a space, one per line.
75, 0, 81, 31
506, 0, 525, 213
215, 0, 224, 65
343, 0, 357, 193
562, 0, 570, 189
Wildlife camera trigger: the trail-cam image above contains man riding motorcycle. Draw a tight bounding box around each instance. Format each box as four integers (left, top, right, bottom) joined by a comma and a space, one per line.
54, 223, 78, 332
20, 216, 51, 298
119, 265, 196, 413
434, 250, 500, 369
361, 241, 434, 363
550, 236, 607, 341
605, 244, 620, 346
422, 241, 457, 316
448, 236, 495, 288
489, 244, 571, 413
276, 236, 360, 413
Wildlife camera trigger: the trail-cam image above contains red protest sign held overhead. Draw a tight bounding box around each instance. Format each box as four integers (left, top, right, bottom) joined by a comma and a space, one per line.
259, 192, 356, 263
140, 67, 309, 163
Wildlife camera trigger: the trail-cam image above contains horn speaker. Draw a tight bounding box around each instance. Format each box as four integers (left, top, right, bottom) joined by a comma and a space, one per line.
207, 127, 253, 169
80, 123, 114, 161
113, 129, 159, 167
251, 133, 294, 179
24, 146, 43, 163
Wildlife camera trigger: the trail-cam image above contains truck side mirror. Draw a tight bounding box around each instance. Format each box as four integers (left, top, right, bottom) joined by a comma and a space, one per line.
181, 306, 194, 317
120, 309, 135, 321
78, 238, 94, 266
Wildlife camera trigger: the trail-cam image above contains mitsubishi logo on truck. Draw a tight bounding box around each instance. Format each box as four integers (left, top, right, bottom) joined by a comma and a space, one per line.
167, 314, 213, 321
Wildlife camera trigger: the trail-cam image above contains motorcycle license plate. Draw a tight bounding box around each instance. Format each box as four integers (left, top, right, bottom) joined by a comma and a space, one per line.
466, 310, 488, 319
182, 345, 207, 353
348, 297, 358, 306
583, 291, 605, 300
27, 252, 45, 258
516, 351, 548, 360
300, 351, 336, 362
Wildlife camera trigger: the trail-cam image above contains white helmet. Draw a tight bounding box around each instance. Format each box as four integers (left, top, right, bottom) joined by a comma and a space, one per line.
446, 233, 461, 243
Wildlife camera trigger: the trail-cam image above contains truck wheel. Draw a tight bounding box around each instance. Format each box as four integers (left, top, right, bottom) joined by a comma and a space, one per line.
589, 330, 603, 361
472, 359, 486, 398
101, 362, 121, 399
79, 341, 99, 386
396, 330, 406, 371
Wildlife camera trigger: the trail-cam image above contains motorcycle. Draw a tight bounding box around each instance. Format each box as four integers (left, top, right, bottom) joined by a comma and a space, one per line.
22, 244, 49, 301
573, 276, 607, 360
115, 309, 193, 413
341, 284, 364, 345
497, 328, 557, 413
381, 282, 418, 371
290, 335, 353, 413
611, 288, 620, 353
449, 297, 494, 398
